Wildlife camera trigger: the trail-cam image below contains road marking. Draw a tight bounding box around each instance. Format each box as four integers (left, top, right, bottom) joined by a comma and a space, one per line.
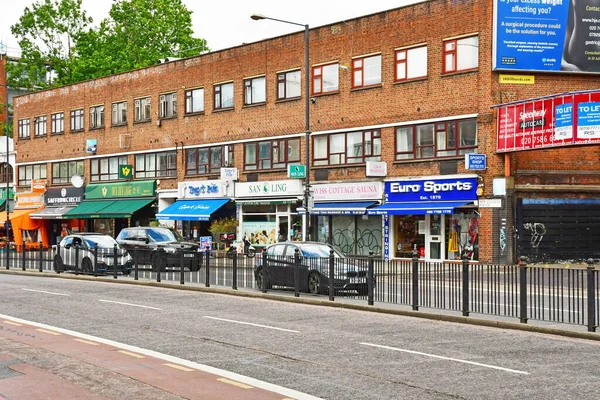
164, 363, 195, 372
360, 342, 529, 375
217, 377, 254, 389
3, 320, 23, 326
118, 350, 145, 359
74, 338, 100, 346
0, 313, 322, 400
22, 288, 70, 296
98, 299, 162, 310
202, 316, 299, 333
36, 328, 61, 336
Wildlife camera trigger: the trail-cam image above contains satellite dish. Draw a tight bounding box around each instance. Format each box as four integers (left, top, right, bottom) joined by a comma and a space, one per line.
71, 175, 84, 188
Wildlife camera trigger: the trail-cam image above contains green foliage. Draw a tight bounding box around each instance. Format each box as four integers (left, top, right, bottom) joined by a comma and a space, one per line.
209, 217, 238, 238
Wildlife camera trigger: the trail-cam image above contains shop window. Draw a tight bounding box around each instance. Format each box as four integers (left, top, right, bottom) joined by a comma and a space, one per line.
135, 97, 151, 122
352, 54, 381, 89
112, 101, 127, 126
313, 129, 381, 166
52, 160, 83, 185
395, 45, 427, 82
244, 76, 266, 105
51, 112, 64, 135
244, 138, 300, 170
214, 82, 234, 110
312, 63, 339, 94
394, 215, 425, 258
447, 211, 478, 261
18, 164, 46, 187
135, 151, 177, 178
18, 119, 30, 140
277, 70, 301, 100
34, 115, 47, 138
90, 105, 104, 129
186, 145, 233, 175
443, 35, 478, 74
90, 155, 128, 182
159, 92, 177, 118
0, 163, 14, 184
185, 88, 204, 115
70, 109, 84, 132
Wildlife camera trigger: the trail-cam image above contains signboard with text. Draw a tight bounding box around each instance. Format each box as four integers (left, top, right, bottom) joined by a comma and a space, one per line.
288, 164, 306, 179
86, 180, 156, 199
384, 177, 478, 203
465, 154, 487, 170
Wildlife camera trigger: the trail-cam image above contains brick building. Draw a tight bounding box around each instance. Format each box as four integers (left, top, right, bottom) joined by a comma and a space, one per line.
11, 0, 600, 262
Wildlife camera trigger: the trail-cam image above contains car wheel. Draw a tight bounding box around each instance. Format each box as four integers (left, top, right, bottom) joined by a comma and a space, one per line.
82, 258, 93, 274
308, 272, 322, 294
247, 248, 256, 258
255, 268, 271, 290
151, 253, 160, 272
53, 255, 63, 271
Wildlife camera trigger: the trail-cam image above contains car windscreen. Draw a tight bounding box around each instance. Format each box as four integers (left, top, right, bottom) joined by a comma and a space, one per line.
147, 228, 180, 243
299, 244, 343, 258
83, 236, 117, 249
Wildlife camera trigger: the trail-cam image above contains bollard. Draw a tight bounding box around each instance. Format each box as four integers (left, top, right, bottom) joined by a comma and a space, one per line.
411, 249, 419, 311
38, 242, 43, 272
329, 249, 335, 302
519, 256, 528, 324
74, 244, 80, 275
368, 252, 374, 306
113, 244, 118, 279
93, 244, 98, 277
294, 248, 300, 298
56, 243, 61, 274
179, 249, 185, 285
205, 248, 210, 287
5, 240, 9, 270
462, 254, 470, 317
21, 244, 26, 271
157, 248, 164, 283
261, 251, 268, 293
134, 248, 139, 281
232, 252, 238, 290
587, 259, 596, 333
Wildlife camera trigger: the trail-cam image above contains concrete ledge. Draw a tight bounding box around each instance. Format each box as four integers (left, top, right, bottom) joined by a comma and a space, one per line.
2, 269, 599, 342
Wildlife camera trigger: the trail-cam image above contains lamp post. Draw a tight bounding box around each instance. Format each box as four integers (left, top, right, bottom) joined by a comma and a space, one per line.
1, 81, 10, 268
250, 14, 311, 241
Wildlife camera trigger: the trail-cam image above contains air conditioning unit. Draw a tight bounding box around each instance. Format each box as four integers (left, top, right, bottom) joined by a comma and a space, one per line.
120, 134, 131, 149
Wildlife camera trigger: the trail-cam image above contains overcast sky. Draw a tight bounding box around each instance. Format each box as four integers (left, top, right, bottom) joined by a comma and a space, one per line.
1, 0, 422, 56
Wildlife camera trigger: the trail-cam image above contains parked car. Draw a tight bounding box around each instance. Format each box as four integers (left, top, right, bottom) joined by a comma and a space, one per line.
226, 240, 256, 258
254, 242, 371, 295
116, 227, 201, 271
54, 233, 133, 275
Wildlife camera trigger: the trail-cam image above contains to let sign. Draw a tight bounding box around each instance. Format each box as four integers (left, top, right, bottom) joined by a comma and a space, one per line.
465, 154, 486, 170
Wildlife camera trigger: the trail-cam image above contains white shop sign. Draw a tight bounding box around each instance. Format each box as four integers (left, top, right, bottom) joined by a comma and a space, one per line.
478, 198, 503, 208
179, 180, 232, 199
312, 182, 382, 201
366, 161, 387, 177
235, 180, 303, 198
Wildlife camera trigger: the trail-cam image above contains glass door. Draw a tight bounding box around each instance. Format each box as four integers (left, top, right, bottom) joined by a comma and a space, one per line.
426, 214, 444, 260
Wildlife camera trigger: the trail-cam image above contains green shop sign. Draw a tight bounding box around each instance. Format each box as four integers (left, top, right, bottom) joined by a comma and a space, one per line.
0, 188, 15, 200
85, 180, 156, 199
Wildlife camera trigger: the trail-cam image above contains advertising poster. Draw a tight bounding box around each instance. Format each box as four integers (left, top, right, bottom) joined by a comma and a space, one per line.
86, 139, 97, 154
493, 0, 600, 73
242, 221, 277, 246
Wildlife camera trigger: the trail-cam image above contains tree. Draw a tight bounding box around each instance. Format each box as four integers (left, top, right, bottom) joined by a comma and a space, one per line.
209, 217, 238, 239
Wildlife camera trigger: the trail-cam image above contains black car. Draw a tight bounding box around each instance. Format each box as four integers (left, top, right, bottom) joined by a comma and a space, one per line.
116, 227, 201, 271
254, 242, 371, 295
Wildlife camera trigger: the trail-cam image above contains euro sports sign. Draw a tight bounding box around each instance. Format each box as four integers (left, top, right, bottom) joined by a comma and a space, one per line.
496, 90, 600, 152
384, 177, 478, 202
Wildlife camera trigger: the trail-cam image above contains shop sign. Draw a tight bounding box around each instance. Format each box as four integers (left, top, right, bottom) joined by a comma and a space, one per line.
179, 180, 231, 199
118, 165, 134, 180
220, 168, 239, 181
86, 180, 156, 199
383, 215, 390, 260
385, 177, 478, 202
312, 182, 382, 201
31, 179, 46, 193
46, 187, 83, 206
288, 164, 306, 179
15, 192, 44, 208
478, 199, 503, 208
465, 154, 486, 171
235, 180, 302, 198
0, 188, 15, 200
366, 162, 387, 177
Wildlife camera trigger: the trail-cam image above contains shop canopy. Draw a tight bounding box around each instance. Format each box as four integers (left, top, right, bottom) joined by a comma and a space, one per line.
64, 198, 154, 219
297, 201, 378, 215
30, 206, 76, 219
156, 199, 229, 221
366, 201, 472, 215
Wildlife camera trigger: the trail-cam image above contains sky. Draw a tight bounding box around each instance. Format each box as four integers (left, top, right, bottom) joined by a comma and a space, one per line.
0, 0, 422, 56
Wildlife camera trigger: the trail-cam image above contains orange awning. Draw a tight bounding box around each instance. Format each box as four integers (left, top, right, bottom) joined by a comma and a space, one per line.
0, 208, 40, 224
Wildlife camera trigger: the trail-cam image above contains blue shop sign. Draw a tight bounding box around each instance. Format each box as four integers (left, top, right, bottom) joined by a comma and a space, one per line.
465, 154, 486, 171
384, 177, 478, 203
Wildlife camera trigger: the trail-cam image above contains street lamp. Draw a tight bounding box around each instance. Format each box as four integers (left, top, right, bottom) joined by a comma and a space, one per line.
250, 14, 311, 241
1, 81, 10, 268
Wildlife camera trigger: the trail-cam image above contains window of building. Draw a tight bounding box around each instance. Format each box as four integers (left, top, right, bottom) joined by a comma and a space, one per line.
352, 54, 382, 89
313, 130, 381, 166
395, 45, 428, 82
51, 160, 83, 185
90, 105, 104, 129
90, 155, 128, 182
70, 109, 84, 132
277, 70, 301, 100
34, 115, 47, 138
159, 92, 177, 118
18, 119, 30, 140
51, 112, 64, 135
134, 97, 151, 122
135, 151, 177, 178
185, 88, 204, 114
244, 138, 300, 170
112, 101, 127, 126
312, 63, 339, 94
0, 163, 14, 184
443, 35, 478, 73
395, 119, 477, 160
244, 76, 266, 105
214, 82, 234, 110
186, 145, 233, 175
18, 164, 46, 187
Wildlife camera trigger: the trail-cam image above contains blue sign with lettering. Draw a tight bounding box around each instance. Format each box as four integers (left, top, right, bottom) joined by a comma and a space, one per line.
384, 177, 478, 203
577, 102, 600, 139
200, 236, 212, 252
465, 154, 486, 171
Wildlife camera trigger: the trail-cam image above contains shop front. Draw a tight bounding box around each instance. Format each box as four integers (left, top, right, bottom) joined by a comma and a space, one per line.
30, 187, 85, 245
64, 180, 156, 237
234, 180, 303, 249
367, 175, 479, 261
1, 191, 48, 250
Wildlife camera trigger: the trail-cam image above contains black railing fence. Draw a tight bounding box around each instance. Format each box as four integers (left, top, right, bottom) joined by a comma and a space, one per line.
2, 245, 599, 332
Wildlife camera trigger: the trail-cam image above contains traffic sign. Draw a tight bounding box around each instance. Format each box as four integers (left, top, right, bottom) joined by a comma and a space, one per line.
288, 165, 306, 179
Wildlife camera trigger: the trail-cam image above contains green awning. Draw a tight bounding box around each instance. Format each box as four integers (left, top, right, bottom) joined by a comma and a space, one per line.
64, 198, 154, 219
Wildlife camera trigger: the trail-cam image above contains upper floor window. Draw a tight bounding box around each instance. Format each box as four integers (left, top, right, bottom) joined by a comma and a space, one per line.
70, 109, 84, 132
186, 145, 233, 175
244, 76, 266, 105
159, 92, 177, 118
443, 35, 478, 73
90, 105, 104, 129
134, 97, 151, 122
214, 82, 234, 110
135, 151, 177, 178
52, 160, 84, 185
18, 164, 46, 186
18, 119, 30, 140
313, 130, 381, 166
312, 63, 339, 95
90, 155, 128, 182
244, 138, 300, 170
0, 163, 14, 184
112, 101, 127, 126
277, 70, 301, 100
51, 112, 64, 135
34, 115, 47, 137
185, 88, 204, 114
395, 119, 477, 160
352, 54, 381, 89
395, 45, 428, 82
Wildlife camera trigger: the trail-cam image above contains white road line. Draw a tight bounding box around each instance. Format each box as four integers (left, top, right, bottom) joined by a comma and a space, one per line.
202, 316, 299, 333
360, 342, 529, 375
98, 299, 162, 310
21, 288, 70, 296
0, 313, 321, 400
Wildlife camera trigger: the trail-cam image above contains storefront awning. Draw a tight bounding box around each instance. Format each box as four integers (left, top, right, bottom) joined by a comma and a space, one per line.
64, 198, 154, 219
156, 199, 229, 221
30, 206, 76, 219
366, 201, 472, 215
0, 208, 40, 224
298, 201, 378, 215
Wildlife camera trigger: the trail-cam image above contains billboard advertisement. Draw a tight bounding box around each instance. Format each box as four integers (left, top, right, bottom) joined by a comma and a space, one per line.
493, 0, 600, 73
497, 90, 600, 152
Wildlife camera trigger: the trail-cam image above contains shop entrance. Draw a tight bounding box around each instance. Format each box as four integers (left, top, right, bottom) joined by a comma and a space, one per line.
277, 215, 289, 242
426, 214, 444, 260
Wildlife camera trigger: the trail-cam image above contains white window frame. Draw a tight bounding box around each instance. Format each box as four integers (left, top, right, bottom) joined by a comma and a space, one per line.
244, 76, 266, 105
185, 88, 204, 114
159, 92, 177, 118
112, 101, 128, 126
134, 97, 151, 122
90, 105, 105, 129
70, 109, 84, 132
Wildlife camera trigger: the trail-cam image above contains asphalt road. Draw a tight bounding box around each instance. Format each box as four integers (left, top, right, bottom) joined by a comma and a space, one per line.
1, 274, 600, 399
